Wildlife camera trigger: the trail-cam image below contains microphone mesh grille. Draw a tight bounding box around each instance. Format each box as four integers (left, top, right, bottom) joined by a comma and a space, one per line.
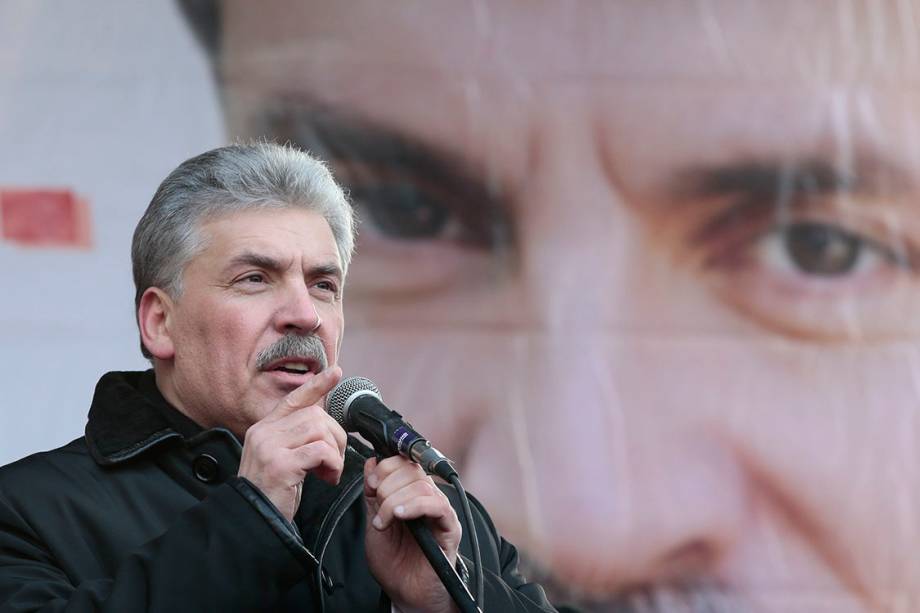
325, 376, 380, 426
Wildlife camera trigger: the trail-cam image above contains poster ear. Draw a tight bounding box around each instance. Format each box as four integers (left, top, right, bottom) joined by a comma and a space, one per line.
138, 287, 176, 360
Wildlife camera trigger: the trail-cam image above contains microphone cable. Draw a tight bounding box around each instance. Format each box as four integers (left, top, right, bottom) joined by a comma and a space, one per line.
449, 473, 484, 610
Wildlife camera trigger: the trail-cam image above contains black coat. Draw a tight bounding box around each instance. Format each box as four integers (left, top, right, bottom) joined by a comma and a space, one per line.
0, 371, 555, 612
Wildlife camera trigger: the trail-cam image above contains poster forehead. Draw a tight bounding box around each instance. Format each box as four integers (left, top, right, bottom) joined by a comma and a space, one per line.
223, 0, 920, 85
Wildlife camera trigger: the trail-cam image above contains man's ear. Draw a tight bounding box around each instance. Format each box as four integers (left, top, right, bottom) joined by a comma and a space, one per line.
138, 287, 176, 360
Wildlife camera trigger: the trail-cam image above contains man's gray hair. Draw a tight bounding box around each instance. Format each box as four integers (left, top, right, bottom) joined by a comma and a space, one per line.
131, 142, 355, 358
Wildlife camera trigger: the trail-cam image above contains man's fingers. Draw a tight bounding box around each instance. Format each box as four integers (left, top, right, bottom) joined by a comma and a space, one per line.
370, 461, 428, 502
364, 456, 380, 499
265, 406, 347, 454
364, 457, 458, 534
268, 366, 342, 420
369, 479, 452, 531
369, 455, 425, 486
244, 406, 347, 467
247, 440, 344, 485
292, 439, 345, 484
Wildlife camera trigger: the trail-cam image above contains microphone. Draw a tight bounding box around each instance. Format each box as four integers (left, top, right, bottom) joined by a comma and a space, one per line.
327, 376, 483, 613
325, 376, 458, 481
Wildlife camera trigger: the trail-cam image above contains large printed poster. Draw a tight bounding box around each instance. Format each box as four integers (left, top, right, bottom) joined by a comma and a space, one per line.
4, 1, 920, 610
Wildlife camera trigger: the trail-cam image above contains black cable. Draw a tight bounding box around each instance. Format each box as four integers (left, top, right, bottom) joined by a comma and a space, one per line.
450, 474, 484, 609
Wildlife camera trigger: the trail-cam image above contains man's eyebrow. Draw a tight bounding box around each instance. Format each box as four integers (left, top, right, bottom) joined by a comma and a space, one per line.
225, 252, 342, 279
306, 262, 343, 281
224, 251, 288, 274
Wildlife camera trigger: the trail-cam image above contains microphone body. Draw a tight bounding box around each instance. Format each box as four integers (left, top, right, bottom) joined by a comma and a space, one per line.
325, 377, 458, 480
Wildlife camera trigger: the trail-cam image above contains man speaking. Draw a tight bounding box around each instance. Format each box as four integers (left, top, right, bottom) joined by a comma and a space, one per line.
0, 144, 554, 612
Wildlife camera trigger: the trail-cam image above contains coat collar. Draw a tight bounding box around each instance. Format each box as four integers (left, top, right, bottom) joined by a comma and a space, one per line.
84, 370, 376, 535
84, 370, 203, 466
84, 371, 378, 555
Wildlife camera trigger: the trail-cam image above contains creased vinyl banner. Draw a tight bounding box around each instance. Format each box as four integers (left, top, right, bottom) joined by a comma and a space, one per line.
3, 1, 919, 611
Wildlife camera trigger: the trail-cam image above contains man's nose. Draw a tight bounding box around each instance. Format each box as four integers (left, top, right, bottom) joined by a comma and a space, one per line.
274, 283, 322, 333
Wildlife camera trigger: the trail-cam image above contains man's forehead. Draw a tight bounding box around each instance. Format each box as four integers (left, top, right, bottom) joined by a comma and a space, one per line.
222, 0, 920, 86
193, 208, 340, 264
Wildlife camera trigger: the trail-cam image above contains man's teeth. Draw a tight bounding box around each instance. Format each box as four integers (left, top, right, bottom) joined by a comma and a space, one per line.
277, 363, 310, 373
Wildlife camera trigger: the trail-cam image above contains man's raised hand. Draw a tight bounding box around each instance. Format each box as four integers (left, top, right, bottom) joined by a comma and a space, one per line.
238, 366, 345, 522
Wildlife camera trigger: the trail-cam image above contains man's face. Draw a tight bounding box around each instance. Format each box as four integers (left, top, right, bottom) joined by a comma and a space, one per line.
162, 208, 344, 437
218, 1, 920, 610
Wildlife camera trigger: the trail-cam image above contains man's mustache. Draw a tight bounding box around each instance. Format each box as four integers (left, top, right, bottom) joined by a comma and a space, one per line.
255, 333, 328, 372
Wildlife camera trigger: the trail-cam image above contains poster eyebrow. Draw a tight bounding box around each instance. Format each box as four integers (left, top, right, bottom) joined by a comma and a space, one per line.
253, 95, 516, 248
256, 95, 479, 183
670, 154, 912, 204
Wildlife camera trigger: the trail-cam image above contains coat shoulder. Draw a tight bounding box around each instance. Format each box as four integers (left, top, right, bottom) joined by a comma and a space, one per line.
0, 437, 95, 502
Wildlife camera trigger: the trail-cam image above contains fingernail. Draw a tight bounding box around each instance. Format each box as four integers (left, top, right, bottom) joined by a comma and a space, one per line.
372, 515, 383, 529
394, 505, 405, 517
366, 474, 378, 489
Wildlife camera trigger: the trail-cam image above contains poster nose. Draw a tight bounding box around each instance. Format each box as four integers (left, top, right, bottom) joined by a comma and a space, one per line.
461, 334, 749, 595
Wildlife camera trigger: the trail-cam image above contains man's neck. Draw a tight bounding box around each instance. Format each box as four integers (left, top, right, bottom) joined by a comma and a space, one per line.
152, 364, 206, 430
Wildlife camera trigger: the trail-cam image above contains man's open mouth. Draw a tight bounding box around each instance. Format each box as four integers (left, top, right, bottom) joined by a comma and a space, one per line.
263, 358, 321, 375
255, 333, 329, 377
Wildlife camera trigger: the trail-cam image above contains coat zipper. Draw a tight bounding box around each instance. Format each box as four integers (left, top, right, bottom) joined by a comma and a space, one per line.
313, 462, 366, 612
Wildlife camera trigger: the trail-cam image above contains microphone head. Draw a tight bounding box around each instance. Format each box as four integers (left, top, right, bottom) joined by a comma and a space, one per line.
325, 376, 381, 427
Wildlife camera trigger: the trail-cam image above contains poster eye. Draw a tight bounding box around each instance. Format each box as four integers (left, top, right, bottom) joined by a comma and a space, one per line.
352, 183, 450, 240
781, 223, 864, 276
